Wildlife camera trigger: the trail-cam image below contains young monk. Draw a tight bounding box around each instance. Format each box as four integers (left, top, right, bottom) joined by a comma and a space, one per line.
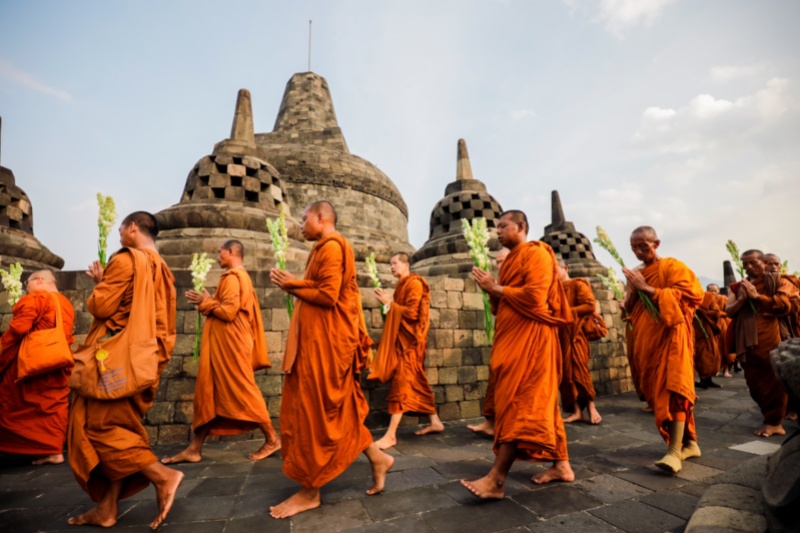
269, 201, 394, 519
727, 250, 797, 437
556, 260, 602, 425
623, 226, 704, 474
461, 211, 574, 499
162, 240, 280, 465
708, 284, 734, 378
694, 290, 722, 389
67, 212, 183, 530
370, 252, 444, 449
0, 270, 74, 465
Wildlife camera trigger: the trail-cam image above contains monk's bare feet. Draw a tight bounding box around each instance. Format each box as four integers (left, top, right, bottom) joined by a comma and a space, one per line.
723, 369, 732, 378
562, 410, 584, 423
467, 419, 495, 437
755, 424, 786, 438
460, 476, 505, 499
415, 422, 444, 436
68, 506, 117, 527
641, 405, 654, 413
366, 451, 394, 495
269, 488, 320, 519
33, 454, 64, 465
785, 411, 797, 421
373, 435, 397, 450
531, 461, 575, 485
150, 468, 184, 529
588, 403, 602, 425
248, 439, 281, 461
161, 448, 202, 465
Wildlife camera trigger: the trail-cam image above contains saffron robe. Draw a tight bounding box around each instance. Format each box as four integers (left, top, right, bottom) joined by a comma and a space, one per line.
369, 273, 436, 415
693, 291, 721, 379
68, 248, 176, 502
279, 232, 374, 489
559, 278, 597, 412
715, 294, 735, 367
490, 241, 572, 461
193, 268, 272, 435
627, 258, 703, 445
0, 292, 75, 455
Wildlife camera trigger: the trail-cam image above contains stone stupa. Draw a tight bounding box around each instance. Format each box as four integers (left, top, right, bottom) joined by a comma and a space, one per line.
540, 190, 606, 278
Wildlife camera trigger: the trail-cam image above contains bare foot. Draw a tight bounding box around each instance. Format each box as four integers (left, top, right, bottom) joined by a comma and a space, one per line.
723, 369, 732, 378
161, 448, 202, 465
785, 412, 797, 421
248, 440, 281, 461
67, 506, 117, 527
373, 435, 397, 450
415, 422, 444, 436
588, 404, 602, 425
366, 451, 394, 495
270, 488, 321, 519
562, 410, 584, 424
641, 405, 654, 413
531, 461, 575, 485
467, 419, 495, 437
150, 468, 184, 529
33, 454, 64, 465
460, 476, 505, 499
755, 424, 786, 438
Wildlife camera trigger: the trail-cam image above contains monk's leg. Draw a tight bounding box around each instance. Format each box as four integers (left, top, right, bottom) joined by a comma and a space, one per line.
141, 461, 185, 529
374, 413, 402, 450
532, 419, 575, 485
249, 421, 281, 461
461, 442, 515, 499
161, 425, 210, 464
364, 442, 395, 495
68, 479, 122, 527
269, 487, 321, 519
32, 453, 65, 465
743, 358, 788, 437
655, 420, 685, 474
416, 413, 445, 436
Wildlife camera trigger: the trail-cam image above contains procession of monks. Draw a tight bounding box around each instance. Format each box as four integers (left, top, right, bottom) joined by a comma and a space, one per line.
1, 202, 798, 528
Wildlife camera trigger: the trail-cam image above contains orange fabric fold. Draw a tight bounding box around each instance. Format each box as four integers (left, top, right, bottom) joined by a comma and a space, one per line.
559, 278, 597, 412
693, 291, 722, 379
715, 294, 735, 367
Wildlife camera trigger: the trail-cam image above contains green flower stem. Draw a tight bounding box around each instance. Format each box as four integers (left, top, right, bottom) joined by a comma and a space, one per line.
194, 312, 202, 361
694, 314, 709, 340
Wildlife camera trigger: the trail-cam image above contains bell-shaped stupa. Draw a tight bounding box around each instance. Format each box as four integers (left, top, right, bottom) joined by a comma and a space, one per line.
540, 190, 606, 278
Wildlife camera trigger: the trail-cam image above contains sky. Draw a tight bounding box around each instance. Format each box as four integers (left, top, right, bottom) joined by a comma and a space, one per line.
1, 0, 798, 282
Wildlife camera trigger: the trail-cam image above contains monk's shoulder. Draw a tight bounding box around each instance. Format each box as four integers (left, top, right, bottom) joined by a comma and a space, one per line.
106, 248, 135, 276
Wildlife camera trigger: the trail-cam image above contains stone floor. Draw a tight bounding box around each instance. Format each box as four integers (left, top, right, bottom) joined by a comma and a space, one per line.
0, 373, 790, 533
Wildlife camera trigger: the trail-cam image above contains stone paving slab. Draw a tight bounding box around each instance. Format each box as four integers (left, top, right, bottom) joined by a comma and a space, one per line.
0, 373, 791, 533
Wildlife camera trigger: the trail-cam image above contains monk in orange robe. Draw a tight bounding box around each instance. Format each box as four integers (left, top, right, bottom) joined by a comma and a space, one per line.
728, 250, 797, 437
556, 260, 602, 425
269, 201, 394, 519
162, 240, 280, 465
693, 291, 722, 389
67, 212, 183, 530
461, 210, 574, 500
707, 284, 734, 378
370, 252, 444, 449
623, 226, 703, 474
0, 270, 74, 465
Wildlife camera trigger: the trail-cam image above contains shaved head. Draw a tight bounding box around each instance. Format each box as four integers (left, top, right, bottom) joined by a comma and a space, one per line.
307, 201, 338, 225
391, 252, 410, 264
741, 249, 764, 261
631, 226, 658, 241
221, 239, 244, 258
499, 210, 528, 235
122, 211, 159, 239
26, 270, 58, 292
764, 253, 781, 262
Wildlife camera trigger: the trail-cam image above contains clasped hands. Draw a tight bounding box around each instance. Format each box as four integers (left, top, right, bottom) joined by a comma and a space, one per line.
374, 288, 392, 306
186, 289, 211, 306
622, 267, 654, 294
473, 267, 501, 297
737, 279, 759, 299
270, 268, 296, 291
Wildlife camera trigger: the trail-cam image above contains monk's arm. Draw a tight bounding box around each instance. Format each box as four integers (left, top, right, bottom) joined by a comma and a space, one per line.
726, 290, 746, 317
1, 296, 39, 344
87, 251, 134, 319
573, 281, 596, 317
501, 249, 551, 315
392, 279, 423, 320
285, 241, 343, 307
198, 275, 240, 322
758, 278, 795, 316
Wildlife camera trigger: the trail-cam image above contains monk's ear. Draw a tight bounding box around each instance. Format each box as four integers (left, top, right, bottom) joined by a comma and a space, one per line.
653, 239, 661, 249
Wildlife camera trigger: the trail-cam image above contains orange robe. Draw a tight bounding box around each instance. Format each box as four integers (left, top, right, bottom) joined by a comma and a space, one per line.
490, 241, 572, 461
783, 275, 800, 338
0, 292, 75, 455
279, 232, 374, 489
731, 274, 796, 425
559, 278, 597, 412
68, 248, 176, 502
369, 273, 436, 415
193, 268, 272, 435
715, 294, 734, 367
693, 292, 721, 379
628, 258, 703, 445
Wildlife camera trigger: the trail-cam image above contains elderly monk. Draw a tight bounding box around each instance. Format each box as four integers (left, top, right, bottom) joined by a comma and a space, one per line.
67, 212, 183, 530
694, 290, 722, 389
707, 284, 734, 378
370, 252, 444, 449
623, 226, 704, 474
466, 247, 509, 437
461, 211, 574, 499
269, 201, 394, 519
728, 250, 797, 437
162, 240, 280, 465
0, 270, 74, 465
556, 260, 602, 425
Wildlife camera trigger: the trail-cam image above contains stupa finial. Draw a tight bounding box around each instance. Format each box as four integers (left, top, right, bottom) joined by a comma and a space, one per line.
456, 139, 473, 181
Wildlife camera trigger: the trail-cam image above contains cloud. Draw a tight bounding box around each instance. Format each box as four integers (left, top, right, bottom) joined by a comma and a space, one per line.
0, 58, 73, 102
709, 64, 764, 83
511, 109, 536, 121
564, 0, 679, 38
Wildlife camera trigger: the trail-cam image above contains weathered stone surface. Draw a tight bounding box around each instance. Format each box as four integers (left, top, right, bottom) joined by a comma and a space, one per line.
686, 506, 766, 533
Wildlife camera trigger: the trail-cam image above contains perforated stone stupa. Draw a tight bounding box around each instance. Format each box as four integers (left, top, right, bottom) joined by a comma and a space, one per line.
156, 90, 307, 271
0, 117, 64, 271
540, 190, 605, 278
411, 139, 503, 276
255, 72, 412, 262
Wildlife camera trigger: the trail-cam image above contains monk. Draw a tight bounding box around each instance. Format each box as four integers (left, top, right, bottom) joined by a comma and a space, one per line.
461, 210, 574, 500
708, 284, 734, 378
67, 212, 183, 530
623, 226, 703, 474
466, 247, 509, 438
161, 240, 280, 465
693, 290, 722, 389
728, 250, 797, 437
556, 260, 602, 424
370, 252, 444, 449
269, 201, 394, 519
0, 270, 74, 465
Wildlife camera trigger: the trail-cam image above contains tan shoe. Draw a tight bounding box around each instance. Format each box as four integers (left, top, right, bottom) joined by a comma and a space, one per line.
681, 440, 701, 460
654, 452, 682, 473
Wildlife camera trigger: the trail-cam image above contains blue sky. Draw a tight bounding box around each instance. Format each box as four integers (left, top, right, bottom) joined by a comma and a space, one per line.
1, 0, 798, 280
